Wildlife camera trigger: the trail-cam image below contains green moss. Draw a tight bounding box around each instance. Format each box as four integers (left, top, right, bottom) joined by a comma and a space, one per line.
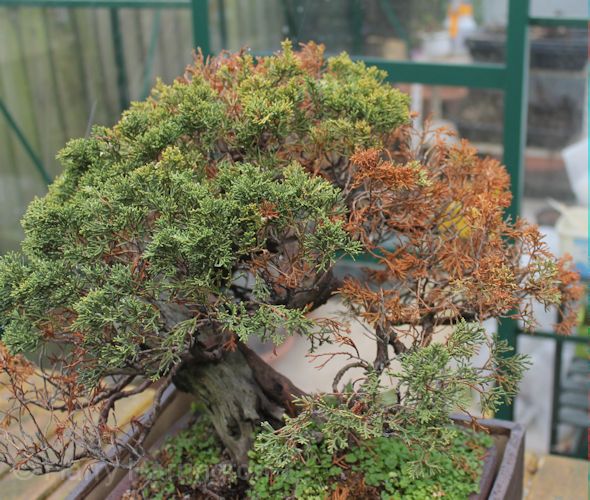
248, 428, 492, 500
130, 415, 237, 500
349, 431, 493, 500
134, 415, 491, 500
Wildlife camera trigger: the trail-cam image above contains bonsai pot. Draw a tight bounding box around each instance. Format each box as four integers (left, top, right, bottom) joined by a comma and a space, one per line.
66, 394, 525, 500
455, 415, 525, 500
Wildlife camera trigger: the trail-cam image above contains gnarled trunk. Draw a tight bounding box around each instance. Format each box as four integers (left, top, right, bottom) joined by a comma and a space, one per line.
172, 344, 305, 465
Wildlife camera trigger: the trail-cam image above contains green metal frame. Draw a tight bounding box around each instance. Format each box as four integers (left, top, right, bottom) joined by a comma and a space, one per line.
191, 0, 211, 56
545, 312, 590, 457
0, 99, 51, 184
110, 7, 130, 111
360, 59, 506, 88
494, 0, 530, 422
0, 0, 588, 424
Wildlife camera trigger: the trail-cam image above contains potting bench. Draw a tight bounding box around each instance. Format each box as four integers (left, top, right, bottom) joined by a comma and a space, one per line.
524, 453, 589, 499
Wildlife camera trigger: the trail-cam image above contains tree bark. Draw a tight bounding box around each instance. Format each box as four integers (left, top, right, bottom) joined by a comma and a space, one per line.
172, 343, 305, 466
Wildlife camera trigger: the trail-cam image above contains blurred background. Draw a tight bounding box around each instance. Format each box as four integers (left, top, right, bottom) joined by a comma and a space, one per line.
0, 0, 587, 492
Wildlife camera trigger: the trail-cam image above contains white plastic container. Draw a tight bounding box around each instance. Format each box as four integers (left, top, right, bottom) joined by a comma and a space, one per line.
551, 201, 589, 277
421, 31, 452, 59
562, 139, 588, 207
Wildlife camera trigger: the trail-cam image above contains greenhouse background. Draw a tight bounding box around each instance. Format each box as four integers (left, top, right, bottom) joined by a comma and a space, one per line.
0, 0, 588, 498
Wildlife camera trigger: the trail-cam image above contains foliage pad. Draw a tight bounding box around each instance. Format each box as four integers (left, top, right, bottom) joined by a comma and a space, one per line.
0, 41, 581, 487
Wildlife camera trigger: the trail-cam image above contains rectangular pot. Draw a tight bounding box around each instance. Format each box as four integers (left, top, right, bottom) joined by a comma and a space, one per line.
453, 414, 525, 500
69, 393, 525, 500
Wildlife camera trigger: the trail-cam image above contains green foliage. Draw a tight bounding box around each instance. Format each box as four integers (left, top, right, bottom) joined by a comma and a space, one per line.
218, 302, 316, 344
249, 375, 386, 473
343, 430, 492, 500
136, 406, 491, 500
249, 436, 342, 499
0, 41, 409, 387
249, 321, 527, 489
321, 54, 410, 133
304, 218, 362, 271
0, 160, 357, 381
1, 313, 39, 354
249, 418, 492, 500
397, 321, 529, 424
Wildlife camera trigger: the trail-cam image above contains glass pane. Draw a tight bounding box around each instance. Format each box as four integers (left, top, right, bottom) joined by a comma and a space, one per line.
396, 84, 504, 154
0, 5, 194, 252
475, 1, 588, 27
517, 25, 588, 456
212, 0, 509, 64
209, 0, 286, 53
524, 26, 587, 203
530, 0, 588, 18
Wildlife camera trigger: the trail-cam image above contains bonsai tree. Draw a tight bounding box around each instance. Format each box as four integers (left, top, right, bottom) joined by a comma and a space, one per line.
0, 42, 581, 496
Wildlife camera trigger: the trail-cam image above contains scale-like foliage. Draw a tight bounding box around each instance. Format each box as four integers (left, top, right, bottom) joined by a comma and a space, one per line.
0, 41, 581, 485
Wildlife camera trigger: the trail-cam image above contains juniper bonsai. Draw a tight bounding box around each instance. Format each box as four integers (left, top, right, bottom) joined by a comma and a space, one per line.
0, 42, 581, 492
